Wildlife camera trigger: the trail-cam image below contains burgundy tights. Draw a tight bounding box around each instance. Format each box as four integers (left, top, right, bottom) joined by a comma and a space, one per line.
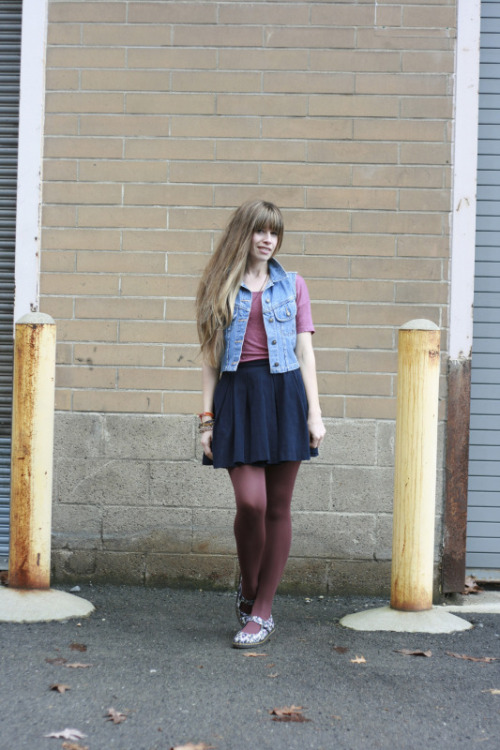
228, 461, 301, 635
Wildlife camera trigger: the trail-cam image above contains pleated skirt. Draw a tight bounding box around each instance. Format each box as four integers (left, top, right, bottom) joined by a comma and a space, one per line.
203, 359, 318, 469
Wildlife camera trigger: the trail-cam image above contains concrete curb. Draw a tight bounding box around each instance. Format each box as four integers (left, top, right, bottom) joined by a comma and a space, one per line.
340, 605, 473, 633
0, 587, 95, 623
441, 589, 500, 614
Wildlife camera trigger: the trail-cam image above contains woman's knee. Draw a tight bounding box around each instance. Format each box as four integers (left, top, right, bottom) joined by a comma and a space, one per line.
235, 492, 266, 519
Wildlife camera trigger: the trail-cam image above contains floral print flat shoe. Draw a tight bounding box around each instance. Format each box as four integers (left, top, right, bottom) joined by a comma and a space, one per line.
232, 615, 275, 649
235, 577, 255, 626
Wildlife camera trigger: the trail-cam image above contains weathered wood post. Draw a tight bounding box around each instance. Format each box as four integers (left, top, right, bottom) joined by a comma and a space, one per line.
8, 313, 56, 589
391, 320, 441, 611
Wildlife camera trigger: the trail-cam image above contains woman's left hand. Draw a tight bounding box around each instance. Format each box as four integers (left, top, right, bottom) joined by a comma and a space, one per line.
308, 414, 326, 450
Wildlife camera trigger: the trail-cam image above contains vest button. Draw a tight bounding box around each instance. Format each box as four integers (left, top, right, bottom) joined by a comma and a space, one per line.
274, 362, 279, 367
269, 317, 274, 323
272, 339, 277, 345
265, 297, 270, 303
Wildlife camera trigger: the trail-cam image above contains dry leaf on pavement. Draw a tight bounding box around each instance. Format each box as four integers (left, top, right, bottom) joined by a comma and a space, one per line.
65, 662, 92, 669
45, 656, 68, 666
105, 707, 128, 724
170, 743, 216, 750
462, 576, 482, 595
395, 649, 432, 658
446, 652, 497, 663
45, 729, 87, 741
69, 643, 87, 652
482, 689, 500, 695
50, 683, 71, 694
350, 655, 366, 664
333, 646, 349, 654
62, 744, 89, 750
243, 652, 268, 657
270, 705, 311, 723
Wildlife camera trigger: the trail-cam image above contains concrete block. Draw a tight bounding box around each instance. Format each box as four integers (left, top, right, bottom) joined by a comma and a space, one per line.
280, 558, 329, 595
102, 507, 192, 553
54, 412, 104, 458
375, 513, 393, 560
56, 458, 150, 505
291, 512, 376, 559
103, 414, 195, 460
332, 466, 393, 513
292, 464, 332, 511
93, 552, 146, 584
52, 549, 97, 581
150, 461, 234, 508
320, 419, 377, 465
51, 504, 102, 550
327, 560, 392, 596
192, 509, 236, 555
145, 553, 236, 589
376, 421, 395, 467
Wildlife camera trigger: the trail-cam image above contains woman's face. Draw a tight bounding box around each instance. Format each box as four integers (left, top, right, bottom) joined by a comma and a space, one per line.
248, 226, 278, 265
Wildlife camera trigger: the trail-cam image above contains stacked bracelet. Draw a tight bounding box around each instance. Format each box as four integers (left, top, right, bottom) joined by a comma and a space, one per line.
198, 411, 214, 420
197, 411, 214, 433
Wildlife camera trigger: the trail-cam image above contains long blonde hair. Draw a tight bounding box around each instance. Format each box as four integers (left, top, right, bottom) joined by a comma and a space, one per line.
196, 200, 284, 367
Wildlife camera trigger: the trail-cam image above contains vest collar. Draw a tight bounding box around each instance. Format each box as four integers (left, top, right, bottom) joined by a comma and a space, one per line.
241, 257, 287, 290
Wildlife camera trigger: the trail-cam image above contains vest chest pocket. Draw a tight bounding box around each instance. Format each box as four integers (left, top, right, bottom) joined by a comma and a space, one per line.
272, 300, 297, 336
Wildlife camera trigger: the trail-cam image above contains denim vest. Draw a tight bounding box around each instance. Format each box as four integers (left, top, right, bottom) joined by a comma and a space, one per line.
221, 258, 299, 374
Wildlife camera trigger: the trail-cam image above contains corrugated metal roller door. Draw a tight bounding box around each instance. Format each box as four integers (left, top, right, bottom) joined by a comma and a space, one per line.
0, 2, 22, 556
467, 0, 500, 577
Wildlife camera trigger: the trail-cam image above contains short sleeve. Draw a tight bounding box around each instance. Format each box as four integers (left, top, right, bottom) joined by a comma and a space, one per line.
295, 275, 315, 334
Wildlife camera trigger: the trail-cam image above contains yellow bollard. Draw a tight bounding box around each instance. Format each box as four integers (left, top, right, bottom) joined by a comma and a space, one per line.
8, 313, 56, 590
391, 320, 440, 612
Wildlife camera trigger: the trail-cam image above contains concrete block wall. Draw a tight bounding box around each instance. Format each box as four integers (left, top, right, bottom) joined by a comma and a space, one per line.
51, 412, 445, 595
41, 0, 456, 591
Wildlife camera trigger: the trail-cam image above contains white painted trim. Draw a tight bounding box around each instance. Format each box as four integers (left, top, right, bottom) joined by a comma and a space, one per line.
449, 0, 481, 361
13, 0, 49, 323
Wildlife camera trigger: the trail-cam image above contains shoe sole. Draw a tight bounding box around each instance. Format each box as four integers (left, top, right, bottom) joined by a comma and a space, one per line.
231, 627, 275, 649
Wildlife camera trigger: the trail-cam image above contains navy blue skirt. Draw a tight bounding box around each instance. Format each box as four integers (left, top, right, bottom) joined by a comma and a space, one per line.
203, 359, 318, 469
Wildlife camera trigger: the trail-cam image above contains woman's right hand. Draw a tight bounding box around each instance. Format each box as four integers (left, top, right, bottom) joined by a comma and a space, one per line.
201, 427, 213, 460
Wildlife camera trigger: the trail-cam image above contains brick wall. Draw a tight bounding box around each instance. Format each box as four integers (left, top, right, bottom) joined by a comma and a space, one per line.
41, 0, 456, 592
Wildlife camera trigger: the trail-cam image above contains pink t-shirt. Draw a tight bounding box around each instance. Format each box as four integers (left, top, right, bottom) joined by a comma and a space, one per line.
240, 274, 315, 362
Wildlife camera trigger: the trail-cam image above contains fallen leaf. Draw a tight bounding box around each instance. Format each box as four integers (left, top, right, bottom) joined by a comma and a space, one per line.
105, 707, 128, 724
62, 743, 89, 750
50, 683, 71, 694
333, 646, 349, 654
462, 576, 483, 595
243, 652, 267, 658
45, 729, 86, 741
65, 662, 92, 669
446, 652, 497, 663
270, 705, 311, 723
482, 689, 500, 695
46, 656, 68, 666
170, 744, 215, 750
395, 649, 432, 658
268, 673, 279, 678
70, 642, 87, 652
350, 655, 366, 664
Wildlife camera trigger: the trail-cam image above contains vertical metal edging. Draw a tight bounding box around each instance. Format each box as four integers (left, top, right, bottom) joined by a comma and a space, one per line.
442, 0, 481, 592
0, 1, 24, 557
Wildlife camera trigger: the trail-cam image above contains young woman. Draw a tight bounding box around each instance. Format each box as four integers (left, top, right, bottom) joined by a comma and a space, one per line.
196, 200, 325, 649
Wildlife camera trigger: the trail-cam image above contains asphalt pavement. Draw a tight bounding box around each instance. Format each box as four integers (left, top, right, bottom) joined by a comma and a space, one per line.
0, 584, 499, 750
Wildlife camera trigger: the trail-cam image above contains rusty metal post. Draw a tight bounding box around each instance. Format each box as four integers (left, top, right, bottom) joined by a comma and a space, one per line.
391, 320, 441, 612
8, 313, 56, 589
